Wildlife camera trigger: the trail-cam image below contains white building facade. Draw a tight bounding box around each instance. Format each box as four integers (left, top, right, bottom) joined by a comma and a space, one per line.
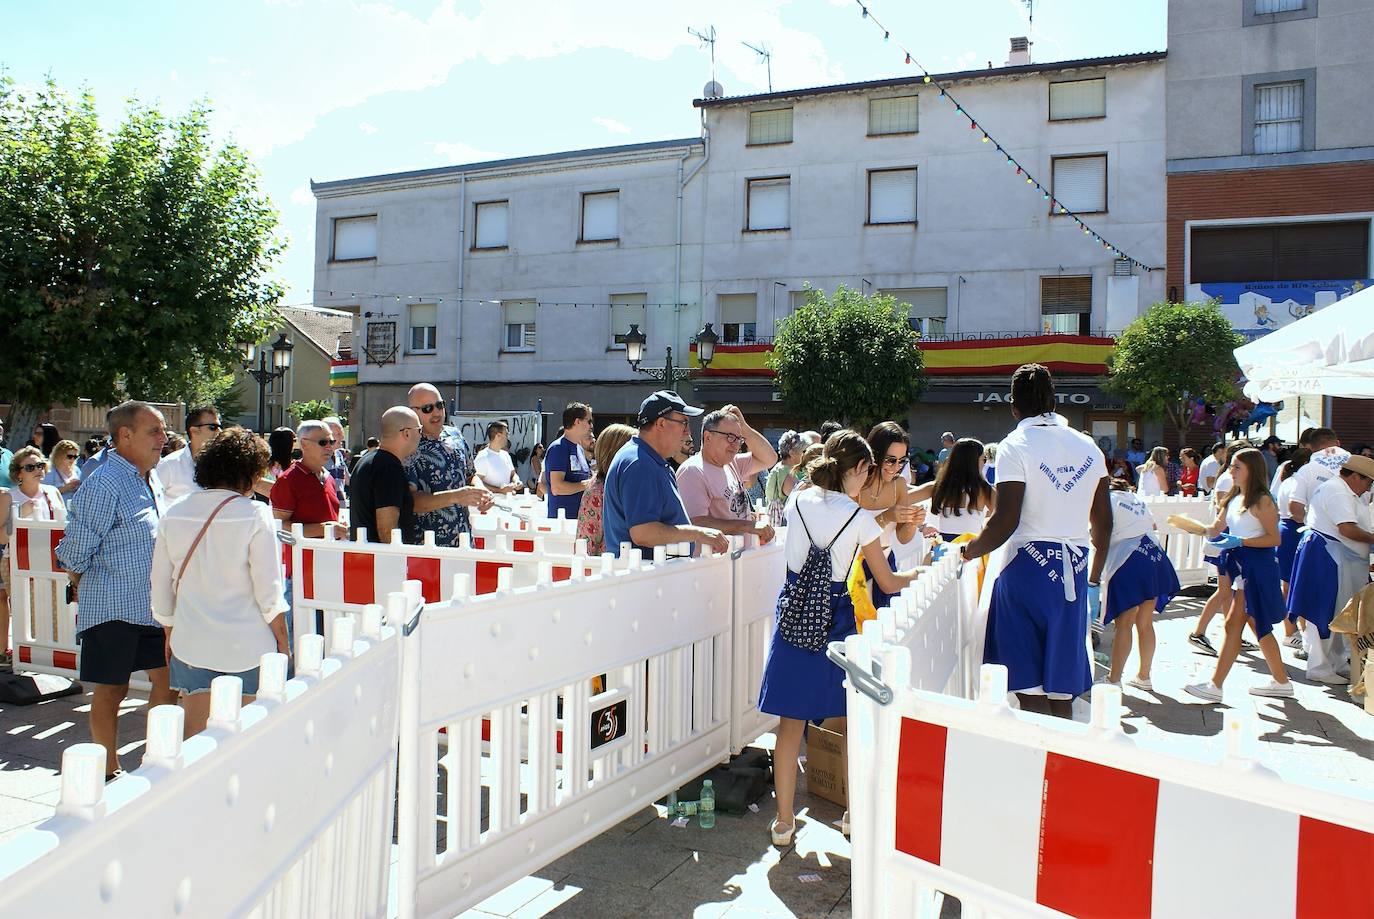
313, 49, 1166, 447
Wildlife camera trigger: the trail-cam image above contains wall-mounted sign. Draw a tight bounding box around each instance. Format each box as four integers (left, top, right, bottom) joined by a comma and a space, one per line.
921, 384, 1123, 409
1187, 279, 1371, 341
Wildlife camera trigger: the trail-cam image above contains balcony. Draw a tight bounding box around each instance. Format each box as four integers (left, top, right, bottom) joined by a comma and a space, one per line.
689, 331, 1117, 378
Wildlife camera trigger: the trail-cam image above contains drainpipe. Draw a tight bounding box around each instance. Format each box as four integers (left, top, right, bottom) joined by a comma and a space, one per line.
455, 173, 467, 408
676, 125, 710, 356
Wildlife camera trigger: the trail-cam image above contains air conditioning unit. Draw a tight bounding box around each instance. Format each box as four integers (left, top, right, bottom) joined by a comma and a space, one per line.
1113, 258, 1133, 277
771, 391, 783, 402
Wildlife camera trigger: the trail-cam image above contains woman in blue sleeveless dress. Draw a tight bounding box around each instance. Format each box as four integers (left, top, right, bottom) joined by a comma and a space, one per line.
758, 431, 920, 847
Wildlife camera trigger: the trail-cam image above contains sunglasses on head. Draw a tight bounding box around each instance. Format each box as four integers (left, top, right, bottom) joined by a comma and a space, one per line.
413, 402, 444, 415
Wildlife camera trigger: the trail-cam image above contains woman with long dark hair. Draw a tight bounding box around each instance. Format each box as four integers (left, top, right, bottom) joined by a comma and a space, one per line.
925, 437, 995, 541
30, 423, 61, 458
758, 430, 920, 846
1182, 448, 1293, 701
857, 422, 924, 611
1275, 447, 1311, 607
1178, 448, 1201, 497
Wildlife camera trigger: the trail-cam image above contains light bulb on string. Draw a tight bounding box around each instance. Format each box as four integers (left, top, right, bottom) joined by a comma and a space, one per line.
923, 74, 931, 83
861, 6, 868, 17
981, 134, 989, 143
883, 30, 889, 41
905, 53, 911, 64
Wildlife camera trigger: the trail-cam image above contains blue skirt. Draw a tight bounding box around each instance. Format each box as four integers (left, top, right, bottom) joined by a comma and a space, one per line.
1231, 545, 1287, 639
983, 542, 1092, 698
862, 550, 898, 610
1205, 530, 1240, 579
1276, 518, 1302, 583
1286, 530, 1339, 638
1104, 536, 1181, 624
758, 577, 857, 722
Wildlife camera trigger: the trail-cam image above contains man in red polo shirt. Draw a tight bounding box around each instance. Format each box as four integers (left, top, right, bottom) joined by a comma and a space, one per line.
271, 420, 346, 643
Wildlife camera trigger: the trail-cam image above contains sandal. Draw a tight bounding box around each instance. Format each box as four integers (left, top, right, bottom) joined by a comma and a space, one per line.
770, 820, 795, 847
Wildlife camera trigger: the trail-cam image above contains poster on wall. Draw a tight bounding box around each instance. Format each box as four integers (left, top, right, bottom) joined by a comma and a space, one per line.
1186, 279, 1371, 342
449, 410, 542, 485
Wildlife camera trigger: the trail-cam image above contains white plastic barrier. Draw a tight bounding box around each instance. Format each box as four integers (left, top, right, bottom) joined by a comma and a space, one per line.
396, 550, 737, 919
470, 508, 580, 555
7, 515, 79, 678
1141, 495, 1214, 587
729, 534, 786, 753
836, 636, 1374, 919
882, 552, 974, 699
0, 613, 402, 918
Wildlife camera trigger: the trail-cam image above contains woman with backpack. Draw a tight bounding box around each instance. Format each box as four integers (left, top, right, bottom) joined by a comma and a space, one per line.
758, 430, 921, 847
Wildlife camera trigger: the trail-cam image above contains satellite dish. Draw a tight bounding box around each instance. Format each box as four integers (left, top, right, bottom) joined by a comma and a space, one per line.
702, 80, 724, 100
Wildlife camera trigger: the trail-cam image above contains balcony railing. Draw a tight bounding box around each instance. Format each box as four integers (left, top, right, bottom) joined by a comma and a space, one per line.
919, 330, 1119, 342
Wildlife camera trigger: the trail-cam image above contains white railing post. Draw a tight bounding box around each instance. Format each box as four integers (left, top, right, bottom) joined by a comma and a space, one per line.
55, 744, 108, 822
394, 588, 422, 919
141, 705, 186, 771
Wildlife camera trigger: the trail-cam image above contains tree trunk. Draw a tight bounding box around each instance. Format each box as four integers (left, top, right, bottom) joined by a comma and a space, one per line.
4, 401, 42, 452
1165, 402, 1190, 449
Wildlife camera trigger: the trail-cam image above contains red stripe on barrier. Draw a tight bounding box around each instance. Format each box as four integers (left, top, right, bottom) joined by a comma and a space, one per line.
1036, 753, 1156, 919
894, 718, 946, 864
50, 530, 63, 572
342, 552, 376, 605
15, 528, 30, 572
480, 717, 566, 754
552, 567, 572, 582
475, 561, 510, 595
1296, 816, 1374, 919
472, 536, 486, 549
53, 650, 77, 671
302, 549, 316, 600
18, 646, 32, 665
513, 539, 535, 553
407, 556, 442, 603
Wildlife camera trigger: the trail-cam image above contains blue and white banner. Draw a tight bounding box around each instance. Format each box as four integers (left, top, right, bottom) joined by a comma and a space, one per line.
1187, 279, 1372, 341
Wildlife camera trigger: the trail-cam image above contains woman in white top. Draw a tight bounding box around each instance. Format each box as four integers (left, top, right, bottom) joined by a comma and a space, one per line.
913, 437, 995, 541
1181, 448, 1293, 701
151, 429, 289, 736
1136, 446, 1169, 497
42, 439, 83, 504
0, 447, 68, 669
1186, 442, 1255, 657
1274, 449, 1311, 604
857, 423, 926, 610
758, 431, 920, 847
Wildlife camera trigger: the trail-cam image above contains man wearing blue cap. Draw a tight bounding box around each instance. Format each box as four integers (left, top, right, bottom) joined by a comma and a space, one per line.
603, 391, 730, 559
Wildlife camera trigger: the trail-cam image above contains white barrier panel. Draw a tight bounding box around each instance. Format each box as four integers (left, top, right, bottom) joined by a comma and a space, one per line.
397, 551, 736, 919
882, 552, 972, 699
1142, 496, 1213, 588
839, 638, 1374, 919
470, 509, 579, 555
7, 515, 79, 680
0, 613, 402, 918
729, 534, 786, 753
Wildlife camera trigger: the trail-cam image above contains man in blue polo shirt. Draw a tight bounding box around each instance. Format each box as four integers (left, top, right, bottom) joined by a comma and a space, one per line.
604, 391, 730, 559
544, 402, 595, 521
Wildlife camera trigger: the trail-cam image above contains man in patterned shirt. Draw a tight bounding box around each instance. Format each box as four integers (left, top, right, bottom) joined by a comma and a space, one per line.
405, 383, 494, 545
57, 401, 176, 779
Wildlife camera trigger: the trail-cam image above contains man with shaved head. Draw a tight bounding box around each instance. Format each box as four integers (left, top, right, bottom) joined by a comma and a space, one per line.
405, 382, 492, 545
348, 406, 422, 543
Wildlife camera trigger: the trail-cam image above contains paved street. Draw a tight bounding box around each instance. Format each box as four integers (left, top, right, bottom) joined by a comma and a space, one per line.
1, 584, 1369, 918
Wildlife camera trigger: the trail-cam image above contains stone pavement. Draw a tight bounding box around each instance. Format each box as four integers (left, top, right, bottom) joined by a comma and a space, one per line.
0, 586, 1369, 918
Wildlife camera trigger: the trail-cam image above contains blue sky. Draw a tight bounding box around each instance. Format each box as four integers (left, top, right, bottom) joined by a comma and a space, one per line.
5, 0, 1166, 303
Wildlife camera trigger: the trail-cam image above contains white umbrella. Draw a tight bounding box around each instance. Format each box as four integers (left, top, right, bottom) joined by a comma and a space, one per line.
1234, 284, 1374, 401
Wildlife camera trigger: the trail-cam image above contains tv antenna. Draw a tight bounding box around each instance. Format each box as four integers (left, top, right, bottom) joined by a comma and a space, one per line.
742, 40, 772, 93
688, 25, 717, 83
1022, 0, 1035, 33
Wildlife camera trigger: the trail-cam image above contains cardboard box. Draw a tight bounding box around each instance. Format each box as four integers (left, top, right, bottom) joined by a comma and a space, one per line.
804, 718, 848, 808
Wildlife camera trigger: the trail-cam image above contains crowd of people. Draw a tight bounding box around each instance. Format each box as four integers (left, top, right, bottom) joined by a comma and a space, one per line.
0, 366, 1370, 846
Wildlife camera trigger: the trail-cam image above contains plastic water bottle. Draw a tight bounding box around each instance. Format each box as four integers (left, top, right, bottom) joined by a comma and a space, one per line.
699, 779, 715, 829
666, 790, 678, 817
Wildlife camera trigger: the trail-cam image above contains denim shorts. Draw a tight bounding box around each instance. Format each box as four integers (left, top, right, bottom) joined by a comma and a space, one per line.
169, 655, 262, 696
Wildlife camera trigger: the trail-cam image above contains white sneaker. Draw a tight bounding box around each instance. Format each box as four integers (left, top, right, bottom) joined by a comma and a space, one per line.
1127, 677, 1153, 692
1184, 682, 1223, 702
770, 820, 795, 847
1285, 633, 1304, 649
1249, 680, 1296, 698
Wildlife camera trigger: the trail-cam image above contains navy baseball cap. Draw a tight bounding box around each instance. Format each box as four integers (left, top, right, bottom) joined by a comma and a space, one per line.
636, 390, 704, 426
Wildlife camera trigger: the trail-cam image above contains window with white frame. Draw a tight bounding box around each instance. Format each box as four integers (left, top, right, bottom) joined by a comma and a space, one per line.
867, 168, 917, 224
718, 294, 758, 344
748, 108, 793, 145
882, 288, 947, 336
1051, 155, 1107, 214
609, 293, 647, 348
1049, 78, 1106, 120
1040, 276, 1092, 335
789, 289, 812, 313
408, 303, 437, 353
868, 96, 918, 135
474, 200, 508, 249
332, 216, 377, 261
1254, 81, 1303, 154
746, 177, 790, 231
502, 300, 536, 351
581, 191, 619, 242
1255, 0, 1304, 12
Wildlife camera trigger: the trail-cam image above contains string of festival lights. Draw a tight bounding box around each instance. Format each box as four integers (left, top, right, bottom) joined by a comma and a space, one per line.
279, 291, 693, 310
849, 0, 1159, 271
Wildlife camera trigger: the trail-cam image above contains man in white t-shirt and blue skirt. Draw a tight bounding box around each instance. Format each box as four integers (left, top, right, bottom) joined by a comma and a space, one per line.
960, 364, 1113, 719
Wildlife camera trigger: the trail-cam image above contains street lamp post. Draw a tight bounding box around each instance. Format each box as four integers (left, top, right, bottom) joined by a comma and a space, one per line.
615, 323, 719, 391
240, 332, 295, 432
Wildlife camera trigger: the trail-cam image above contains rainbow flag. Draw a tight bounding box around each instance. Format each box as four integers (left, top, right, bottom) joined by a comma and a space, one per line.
330, 359, 359, 387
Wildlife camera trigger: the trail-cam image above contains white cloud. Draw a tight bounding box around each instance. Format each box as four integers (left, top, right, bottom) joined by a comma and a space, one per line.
290, 185, 314, 206
359, 121, 378, 135
204, 0, 843, 154
593, 116, 631, 135
426, 140, 508, 164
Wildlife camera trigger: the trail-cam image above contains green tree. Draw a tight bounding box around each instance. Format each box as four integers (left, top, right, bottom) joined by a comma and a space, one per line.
769, 285, 926, 430
0, 79, 281, 447
1105, 301, 1245, 443
288, 399, 336, 423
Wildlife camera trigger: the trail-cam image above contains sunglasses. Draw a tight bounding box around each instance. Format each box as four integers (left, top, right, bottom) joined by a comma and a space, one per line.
413, 402, 444, 415
188, 422, 223, 431
311, 438, 338, 447
882, 456, 910, 469
64, 453, 78, 460
19, 462, 47, 473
